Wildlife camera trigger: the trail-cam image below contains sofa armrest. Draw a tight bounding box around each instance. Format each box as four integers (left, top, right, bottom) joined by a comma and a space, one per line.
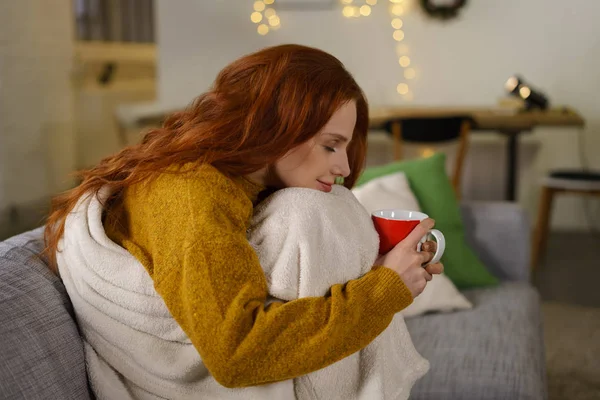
460, 202, 531, 282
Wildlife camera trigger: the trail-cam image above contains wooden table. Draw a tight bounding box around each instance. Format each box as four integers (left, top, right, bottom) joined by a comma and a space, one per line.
116, 103, 585, 201
370, 106, 586, 201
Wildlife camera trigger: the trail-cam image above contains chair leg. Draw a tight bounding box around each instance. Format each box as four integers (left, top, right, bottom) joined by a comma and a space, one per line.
391, 122, 402, 161
531, 186, 555, 270
452, 120, 471, 200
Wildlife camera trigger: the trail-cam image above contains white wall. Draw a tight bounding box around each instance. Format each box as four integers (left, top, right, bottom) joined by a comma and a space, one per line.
156, 0, 600, 230
0, 0, 76, 235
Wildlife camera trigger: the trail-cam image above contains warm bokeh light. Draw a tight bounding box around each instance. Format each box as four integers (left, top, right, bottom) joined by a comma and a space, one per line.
264, 8, 276, 18
393, 30, 405, 41
396, 83, 409, 95
360, 5, 372, 16
251, 12, 262, 23
268, 15, 280, 26
343, 5, 354, 17
399, 56, 410, 67
404, 68, 416, 79
366, 0, 377, 5
264, 0, 274, 4
254, 1, 266, 12
257, 24, 269, 35
391, 18, 403, 29
391, 4, 404, 15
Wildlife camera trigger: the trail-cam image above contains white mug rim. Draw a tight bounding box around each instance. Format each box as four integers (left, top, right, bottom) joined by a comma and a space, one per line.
371, 209, 428, 221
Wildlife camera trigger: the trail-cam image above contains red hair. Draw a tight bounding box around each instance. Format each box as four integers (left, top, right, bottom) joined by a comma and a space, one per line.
44, 44, 369, 272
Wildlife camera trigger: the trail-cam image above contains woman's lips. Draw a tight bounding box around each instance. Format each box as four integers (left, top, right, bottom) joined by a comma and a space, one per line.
317, 180, 333, 192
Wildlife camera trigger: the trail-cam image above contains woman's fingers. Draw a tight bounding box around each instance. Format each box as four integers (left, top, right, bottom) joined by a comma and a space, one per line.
425, 262, 444, 275
404, 218, 435, 248
421, 240, 437, 253
423, 270, 433, 281
420, 250, 434, 264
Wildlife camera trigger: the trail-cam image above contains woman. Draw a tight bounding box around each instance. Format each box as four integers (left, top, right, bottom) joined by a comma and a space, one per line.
44, 44, 443, 399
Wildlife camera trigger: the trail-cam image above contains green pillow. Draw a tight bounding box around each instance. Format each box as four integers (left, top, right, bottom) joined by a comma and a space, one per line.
356, 153, 498, 289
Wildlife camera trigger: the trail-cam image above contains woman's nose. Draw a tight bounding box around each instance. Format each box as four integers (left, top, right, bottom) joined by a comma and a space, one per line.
332, 153, 351, 178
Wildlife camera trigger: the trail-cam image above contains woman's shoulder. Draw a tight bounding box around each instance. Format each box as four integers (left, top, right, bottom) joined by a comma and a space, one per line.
145, 163, 243, 198
125, 163, 254, 216
121, 163, 256, 236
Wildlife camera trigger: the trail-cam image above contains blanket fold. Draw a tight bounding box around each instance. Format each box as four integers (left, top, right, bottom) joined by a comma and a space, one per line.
249, 185, 429, 400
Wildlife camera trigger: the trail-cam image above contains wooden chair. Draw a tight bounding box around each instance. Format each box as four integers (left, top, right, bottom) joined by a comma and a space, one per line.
385, 117, 472, 199
531, 170, 600, 270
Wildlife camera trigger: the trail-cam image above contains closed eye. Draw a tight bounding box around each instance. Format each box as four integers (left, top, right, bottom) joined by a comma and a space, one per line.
323, 146, 336, 153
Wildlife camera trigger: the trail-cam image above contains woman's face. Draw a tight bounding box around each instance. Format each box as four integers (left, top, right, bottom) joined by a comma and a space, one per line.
269, 101, 356, 193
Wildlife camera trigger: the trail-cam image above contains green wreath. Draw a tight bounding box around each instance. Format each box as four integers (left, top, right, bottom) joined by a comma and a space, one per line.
420, 0, 468, 20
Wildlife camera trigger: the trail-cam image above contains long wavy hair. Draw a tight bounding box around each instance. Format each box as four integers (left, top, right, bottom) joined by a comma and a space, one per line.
44, 44, 370, 272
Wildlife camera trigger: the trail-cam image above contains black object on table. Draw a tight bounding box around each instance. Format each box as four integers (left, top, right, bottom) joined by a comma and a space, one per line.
499, 129, 524, 202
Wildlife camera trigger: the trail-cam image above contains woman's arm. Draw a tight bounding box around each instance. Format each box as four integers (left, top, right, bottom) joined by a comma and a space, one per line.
158, 237, 410, 387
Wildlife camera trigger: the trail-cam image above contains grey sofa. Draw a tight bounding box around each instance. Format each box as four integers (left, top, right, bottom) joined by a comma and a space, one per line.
0, 202, 546, 400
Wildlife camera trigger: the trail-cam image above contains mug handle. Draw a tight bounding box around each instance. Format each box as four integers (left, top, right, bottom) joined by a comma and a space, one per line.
417, 229, 445, 265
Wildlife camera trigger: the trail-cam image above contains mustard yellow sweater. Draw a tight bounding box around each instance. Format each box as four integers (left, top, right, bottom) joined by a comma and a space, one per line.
104, 163, 413, 388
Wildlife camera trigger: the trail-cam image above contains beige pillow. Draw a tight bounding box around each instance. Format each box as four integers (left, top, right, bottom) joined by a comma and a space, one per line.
352, 171, 420, 215
352, 172, 473, 318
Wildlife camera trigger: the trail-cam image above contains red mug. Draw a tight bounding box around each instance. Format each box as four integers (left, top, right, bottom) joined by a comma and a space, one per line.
371, 209, 445, 264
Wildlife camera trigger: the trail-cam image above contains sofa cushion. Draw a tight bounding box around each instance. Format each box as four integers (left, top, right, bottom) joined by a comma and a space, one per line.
0, 228, 91, 400
406, 282, 547, 400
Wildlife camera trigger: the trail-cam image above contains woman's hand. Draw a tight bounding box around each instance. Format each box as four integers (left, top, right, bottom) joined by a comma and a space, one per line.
374, 218, 444, 298
421, 240, 444, 276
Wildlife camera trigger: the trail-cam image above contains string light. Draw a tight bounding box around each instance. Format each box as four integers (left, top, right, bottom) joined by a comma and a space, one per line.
360, 5, 372, 16
268, 15, 280, 26
396, 83, 409, 95
252, 1, 280, 35
393, 30, 404, 41
337, 0, 416, 100
257, 24, 269, 35
341, 0, 373, 18
391, 4, 404, 15
250, 12, 262, 23
388, 0, 416, 100
343, 6, 356, 17
264, 8, 276, 18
